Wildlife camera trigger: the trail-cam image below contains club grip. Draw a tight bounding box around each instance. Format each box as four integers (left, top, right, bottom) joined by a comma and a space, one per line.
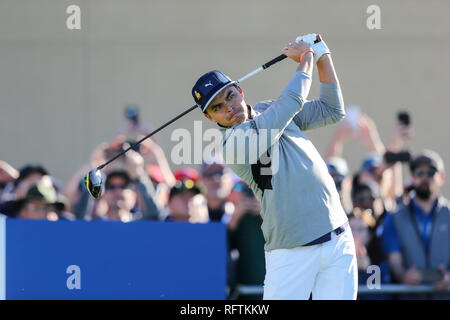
262, 54, 288, 70
262, 54, 287, 69
261, 34, 322, 70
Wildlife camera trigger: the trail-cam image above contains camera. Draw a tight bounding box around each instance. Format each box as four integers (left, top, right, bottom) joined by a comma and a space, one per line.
384, 151, 411, 165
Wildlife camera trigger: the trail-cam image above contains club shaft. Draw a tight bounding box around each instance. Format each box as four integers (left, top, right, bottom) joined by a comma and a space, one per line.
98, 105, 198, 170
97, 53, 289, 171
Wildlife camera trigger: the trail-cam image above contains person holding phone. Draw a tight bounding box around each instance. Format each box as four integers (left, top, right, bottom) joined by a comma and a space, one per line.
382, 150, 450, 296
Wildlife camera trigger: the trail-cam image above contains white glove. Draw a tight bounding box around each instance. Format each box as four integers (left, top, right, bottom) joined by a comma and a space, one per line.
296, 33, 330, 63
296, 33, 317, 45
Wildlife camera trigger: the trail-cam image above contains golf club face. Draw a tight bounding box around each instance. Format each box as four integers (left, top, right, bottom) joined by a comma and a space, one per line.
85, 168, 103, 199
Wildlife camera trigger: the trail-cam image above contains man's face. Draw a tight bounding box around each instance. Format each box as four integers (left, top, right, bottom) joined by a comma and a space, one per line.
353, 189, 374, 211
19, 199, 49, 220
104, 176, 136, 210
411, 164, 445, 200
168, 190, 197, 221
201, 164, 232, 199
349, 216, 370, 246
204, 85, 248, 127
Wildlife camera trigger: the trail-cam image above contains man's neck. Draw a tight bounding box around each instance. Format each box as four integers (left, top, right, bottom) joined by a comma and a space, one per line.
206, 196, 225, 210
413, 195, 438, 215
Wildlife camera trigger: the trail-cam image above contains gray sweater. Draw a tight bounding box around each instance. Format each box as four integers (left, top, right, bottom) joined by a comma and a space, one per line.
221, 71, 348, 251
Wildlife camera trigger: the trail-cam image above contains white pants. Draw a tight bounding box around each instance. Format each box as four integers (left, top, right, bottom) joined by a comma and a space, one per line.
263, 226, 358, 300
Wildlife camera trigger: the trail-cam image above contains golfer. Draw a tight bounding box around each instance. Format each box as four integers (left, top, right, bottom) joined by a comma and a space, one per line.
192, 34, 357, 300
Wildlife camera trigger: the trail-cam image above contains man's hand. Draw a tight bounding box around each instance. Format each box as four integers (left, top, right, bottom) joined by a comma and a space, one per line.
296, 33, 330, 63
234, 195, 262, 216
89, 142, 109, 168
122, 147, 146, 181
434, 265, 450, 291
402, 265, 423, 286
388, 123, 414, 153
282, 41, 313, 63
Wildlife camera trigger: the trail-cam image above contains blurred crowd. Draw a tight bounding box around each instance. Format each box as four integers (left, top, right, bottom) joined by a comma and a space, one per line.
0, 105, 448, 298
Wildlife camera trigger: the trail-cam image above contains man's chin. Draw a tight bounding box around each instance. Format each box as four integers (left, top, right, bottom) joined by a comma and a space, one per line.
414, 187, 432, 200
231, 114, 246, 126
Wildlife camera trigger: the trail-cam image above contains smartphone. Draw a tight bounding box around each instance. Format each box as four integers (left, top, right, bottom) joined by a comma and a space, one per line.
384, 151, 411, 164
397, 111, 411, 126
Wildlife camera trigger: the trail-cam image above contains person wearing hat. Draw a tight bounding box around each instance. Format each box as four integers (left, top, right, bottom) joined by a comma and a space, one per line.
173, 166, 199, 183
15, 177, 57, 220
326, 157, 352, 214
192, 35, 356, 299
199, 157, 235, 223
99, 170, 135, 222
163, 179, 207, 222
382, 149, 450, 294
0, 164, 49, 217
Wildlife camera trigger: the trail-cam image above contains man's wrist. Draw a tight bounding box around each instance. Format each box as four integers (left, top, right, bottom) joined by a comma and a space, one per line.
299, 49, 314, 63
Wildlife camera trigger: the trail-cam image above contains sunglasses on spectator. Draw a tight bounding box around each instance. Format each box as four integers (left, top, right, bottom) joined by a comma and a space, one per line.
202, 170, 224, 178
413, 168, 437, 178
105, 183, 129, 191
24, 203, 51, 212
354, 194, 374, 203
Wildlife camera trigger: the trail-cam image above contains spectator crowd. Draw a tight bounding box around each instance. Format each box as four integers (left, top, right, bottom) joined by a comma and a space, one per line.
0, 105, 449, 299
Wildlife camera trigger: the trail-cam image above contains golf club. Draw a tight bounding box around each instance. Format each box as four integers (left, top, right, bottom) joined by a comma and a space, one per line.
85, 36, 321, 199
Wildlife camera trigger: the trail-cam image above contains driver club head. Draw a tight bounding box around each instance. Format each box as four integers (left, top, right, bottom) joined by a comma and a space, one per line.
85, 168, 104, 199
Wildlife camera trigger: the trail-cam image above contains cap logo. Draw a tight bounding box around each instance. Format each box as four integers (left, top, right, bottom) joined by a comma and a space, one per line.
194, 91, 201, 100
204, 81, 213, 87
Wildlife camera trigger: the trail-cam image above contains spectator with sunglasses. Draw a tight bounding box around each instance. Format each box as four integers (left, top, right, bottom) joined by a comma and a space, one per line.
326, 157, 352, 214
0, 164, 49, 217
382, 150, 450, 294
96, 171, 134, 221
199, 157, 234, 223
162, 179, 208, 223
69, 143, 160, 221
351, 182, 391, 284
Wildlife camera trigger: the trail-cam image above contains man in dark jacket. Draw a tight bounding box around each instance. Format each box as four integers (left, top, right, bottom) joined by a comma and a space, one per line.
382, 150, 449, 293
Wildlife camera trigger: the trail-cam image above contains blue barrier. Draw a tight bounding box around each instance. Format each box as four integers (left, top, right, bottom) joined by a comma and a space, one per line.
0, 218, 227, 300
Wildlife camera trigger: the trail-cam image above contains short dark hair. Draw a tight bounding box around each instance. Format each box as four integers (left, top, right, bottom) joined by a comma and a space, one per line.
351, 182, 380, 200
15, 164, 48, 186
105, 170, 131, 188
169, 179, 201, 201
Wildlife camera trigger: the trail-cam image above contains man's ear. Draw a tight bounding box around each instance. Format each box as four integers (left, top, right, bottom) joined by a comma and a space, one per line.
438, 172, 446, 186
204, 112, 216, 123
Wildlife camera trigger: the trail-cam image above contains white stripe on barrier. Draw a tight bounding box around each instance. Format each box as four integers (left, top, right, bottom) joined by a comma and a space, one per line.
230, 284, 450, 299
0, 214, 6, 300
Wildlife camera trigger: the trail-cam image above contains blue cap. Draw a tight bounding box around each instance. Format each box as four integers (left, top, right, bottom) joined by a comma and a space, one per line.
410, 149, 445, 173
326, 157, 349, 178
192, 70, 236, 112
361, 153, 382, 175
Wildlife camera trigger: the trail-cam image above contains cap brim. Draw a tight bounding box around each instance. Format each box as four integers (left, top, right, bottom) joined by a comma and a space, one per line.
202, 81, 236, 112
